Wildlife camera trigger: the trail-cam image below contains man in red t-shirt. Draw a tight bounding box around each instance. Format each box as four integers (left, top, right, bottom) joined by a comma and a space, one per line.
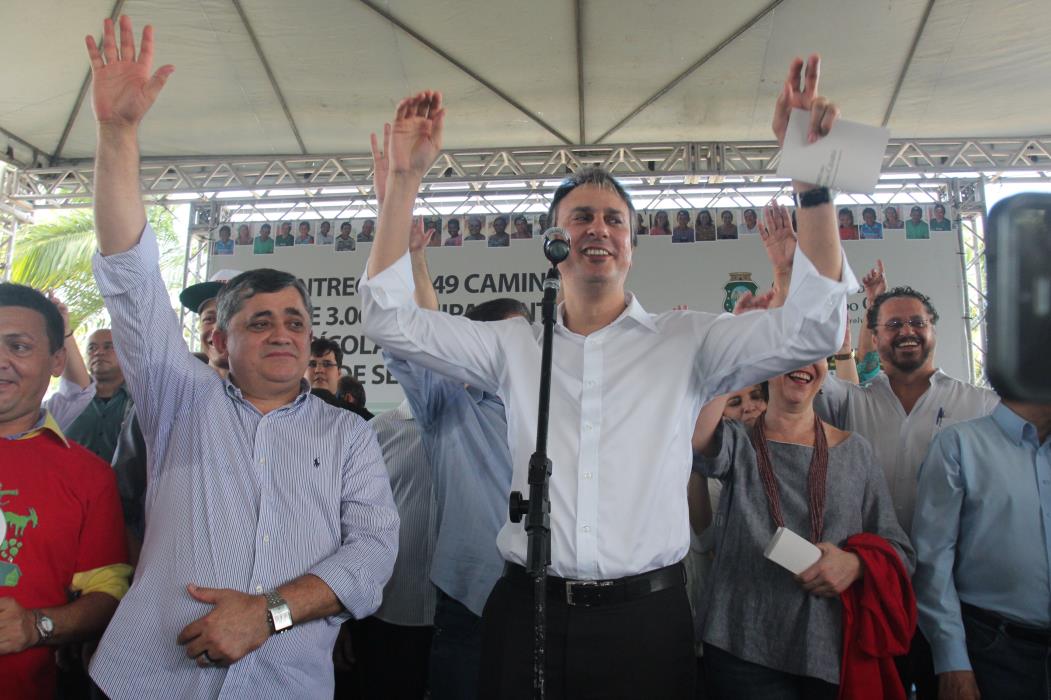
0, 283, 130, 700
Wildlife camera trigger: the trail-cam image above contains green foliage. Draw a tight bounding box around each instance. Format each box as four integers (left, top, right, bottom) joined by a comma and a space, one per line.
10, 207, 183, 330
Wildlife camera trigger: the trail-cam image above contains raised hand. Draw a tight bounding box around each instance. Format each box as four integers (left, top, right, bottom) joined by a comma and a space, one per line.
408, 217, 435, 252
771, 55, 841, 146
388, 91, 445, 180
46, 291, 72, 337
733, 289, 776, 315
370, 123, 391, 209
758, 201, 797, 273
861, 259, 886, 302
86, 16, 174, 129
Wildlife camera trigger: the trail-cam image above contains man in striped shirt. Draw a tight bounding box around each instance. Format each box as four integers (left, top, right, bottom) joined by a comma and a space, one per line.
83, 17, 399, 699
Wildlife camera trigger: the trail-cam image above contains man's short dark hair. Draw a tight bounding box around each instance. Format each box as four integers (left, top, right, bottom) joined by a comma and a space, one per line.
337, 375, 367, 407
862, 207, 877, 218
934, 204, 946, 214
548, 167, 638, 247
219, 225, 231, 235
867, 286, 940, 330
744, 208, 757, 217
465, 298, 532, 323
216, 269, 312, 332
0, 283, 64, 353
311, 336, 343, 366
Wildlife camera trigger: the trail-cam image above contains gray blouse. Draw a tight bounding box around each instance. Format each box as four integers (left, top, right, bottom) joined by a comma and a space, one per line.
694, 419, 914, 684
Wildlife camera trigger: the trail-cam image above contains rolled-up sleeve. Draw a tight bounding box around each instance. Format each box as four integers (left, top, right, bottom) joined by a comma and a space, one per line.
360, 253, 516, 394
45, 376, 96, 431
308, 419, 400, 621
912, 431, 971, 673
694, 247, 857, 402
92, 224, 197, 465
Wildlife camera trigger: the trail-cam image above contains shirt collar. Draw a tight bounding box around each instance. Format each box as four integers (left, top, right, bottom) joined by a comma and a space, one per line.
554, 292, 658, 334
7, 410, 70, 446
992, 403, 1042, 447
224, 377, 311, 409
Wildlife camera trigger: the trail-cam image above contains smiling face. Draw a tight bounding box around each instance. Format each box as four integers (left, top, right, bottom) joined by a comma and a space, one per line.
211, 287, 311, 391
722, 384, 766, 427
0, 306, 65, 436
885, 207, 900, 224
493, 217, 507, 235
721, 211, 733, 224
873, 297, 936, 374
555, 184, 633, 292
863, 209, 877, 225
197, 298, 228, 369
910, 207, 923, 223
743, 210, 757, 228
676, 210, 689, 227
933, 205, 946, 221
769, 360, 827, 410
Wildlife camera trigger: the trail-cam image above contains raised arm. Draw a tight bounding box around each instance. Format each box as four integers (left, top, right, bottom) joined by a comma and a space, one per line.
771, 55, 843, 281
366, 92, 445, 279
409, 218, 439, 311
856, 260, 885, 381
49, 293, 91, 389
86, 16, 174, 255
757, 201, 796, 308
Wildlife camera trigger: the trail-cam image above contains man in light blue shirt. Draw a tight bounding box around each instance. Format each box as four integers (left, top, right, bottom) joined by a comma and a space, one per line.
913, 400, 1051, 700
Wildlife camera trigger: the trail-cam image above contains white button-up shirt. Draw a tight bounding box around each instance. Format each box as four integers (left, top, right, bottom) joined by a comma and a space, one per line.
815, 370, 999, 533
361, 247, 856, 579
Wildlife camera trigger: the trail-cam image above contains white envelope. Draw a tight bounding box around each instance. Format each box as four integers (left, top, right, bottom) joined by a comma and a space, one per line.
764, 526, 822, 575
776, 108, 890, 194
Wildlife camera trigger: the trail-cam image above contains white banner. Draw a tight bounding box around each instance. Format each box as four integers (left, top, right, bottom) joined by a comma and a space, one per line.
209, 230, 968, 410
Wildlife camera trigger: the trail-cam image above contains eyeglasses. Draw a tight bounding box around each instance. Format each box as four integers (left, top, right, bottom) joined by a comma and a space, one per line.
881, 318, 931, 332
308, 360, 339, 369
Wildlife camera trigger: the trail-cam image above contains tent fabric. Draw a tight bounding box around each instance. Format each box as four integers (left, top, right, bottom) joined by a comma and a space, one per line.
2, 0, 1049, 161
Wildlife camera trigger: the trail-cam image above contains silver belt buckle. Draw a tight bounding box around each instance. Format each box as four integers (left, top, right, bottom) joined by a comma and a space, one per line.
565, 579, 613, 606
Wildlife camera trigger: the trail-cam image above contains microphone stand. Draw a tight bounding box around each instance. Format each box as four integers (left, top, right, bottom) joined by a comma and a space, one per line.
509, 262, 561, 700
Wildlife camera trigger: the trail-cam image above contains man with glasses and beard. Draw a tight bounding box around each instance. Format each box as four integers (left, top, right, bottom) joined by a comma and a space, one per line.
814, 274, 999, 700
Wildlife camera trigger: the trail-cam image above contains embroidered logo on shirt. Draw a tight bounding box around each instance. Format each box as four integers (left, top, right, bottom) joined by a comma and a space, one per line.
313, 458, 320, 469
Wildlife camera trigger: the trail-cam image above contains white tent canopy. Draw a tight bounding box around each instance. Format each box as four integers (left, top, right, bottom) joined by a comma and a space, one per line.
3, 0, 1050, 165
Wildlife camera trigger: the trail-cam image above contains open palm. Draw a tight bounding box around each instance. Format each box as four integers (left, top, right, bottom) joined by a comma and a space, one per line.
86, 16, 174, 127
758, 201, 797, 271
388, 91, 446, 178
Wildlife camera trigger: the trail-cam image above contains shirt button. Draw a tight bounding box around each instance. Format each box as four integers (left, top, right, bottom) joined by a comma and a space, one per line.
583, 423, 593, 432
255, 585, 263, 593
259, 458, 266, 465
582, 525, 591, 533
584, 380, 595, 388
263, 535, 270, 543
583, 472, 593, 480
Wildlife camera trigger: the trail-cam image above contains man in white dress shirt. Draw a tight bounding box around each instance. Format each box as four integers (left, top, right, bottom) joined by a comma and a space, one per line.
361, 57, 854, 698
814, 275, 999, 699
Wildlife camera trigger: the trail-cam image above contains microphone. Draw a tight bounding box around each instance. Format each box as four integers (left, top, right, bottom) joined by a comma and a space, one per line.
542, 227, 571, 264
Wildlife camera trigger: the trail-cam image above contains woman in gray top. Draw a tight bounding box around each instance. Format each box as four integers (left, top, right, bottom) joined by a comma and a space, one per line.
692, 356, 913, 699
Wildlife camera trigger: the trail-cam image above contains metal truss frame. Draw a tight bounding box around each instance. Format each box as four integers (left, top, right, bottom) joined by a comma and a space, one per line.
10, 136, 1051, 210
9, 136, 1051, 382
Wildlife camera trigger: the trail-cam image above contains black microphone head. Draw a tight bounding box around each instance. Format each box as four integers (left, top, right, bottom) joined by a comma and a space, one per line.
543, 227, 571, 264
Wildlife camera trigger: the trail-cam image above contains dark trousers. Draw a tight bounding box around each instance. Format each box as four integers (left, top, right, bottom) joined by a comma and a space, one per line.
429, 589, 484, 700
894, 629, 938, 700
479, 570, 696, 699
702, 643, 837, 700
348, 616, 434, 700
964, 608, 1051, 699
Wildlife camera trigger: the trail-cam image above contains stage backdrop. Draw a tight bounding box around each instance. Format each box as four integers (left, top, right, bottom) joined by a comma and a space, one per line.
208, 230, 968, 410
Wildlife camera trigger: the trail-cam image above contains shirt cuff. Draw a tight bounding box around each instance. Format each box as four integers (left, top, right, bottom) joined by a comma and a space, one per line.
359, 252, 416, 310
931, 632, 973, 674
787, 245, 859, 321
306, 559, 377, 625
92, 223, 161, 298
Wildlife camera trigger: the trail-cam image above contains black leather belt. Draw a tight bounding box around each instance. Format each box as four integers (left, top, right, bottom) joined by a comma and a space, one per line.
962, 603, 1051, 646
504, 562, 685, 608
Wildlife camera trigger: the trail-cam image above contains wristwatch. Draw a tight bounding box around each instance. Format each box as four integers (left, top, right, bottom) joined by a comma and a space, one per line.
264, 590, 293, 635
793, 186, 833, 208
33, 611, 54, 645
834, 350, 856, 361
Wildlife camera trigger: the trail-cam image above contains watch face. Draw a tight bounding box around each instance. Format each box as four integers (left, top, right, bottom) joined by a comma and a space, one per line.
41, 616, 54, 632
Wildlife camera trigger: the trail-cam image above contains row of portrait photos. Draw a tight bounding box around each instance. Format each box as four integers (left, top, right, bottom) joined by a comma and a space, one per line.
211, 204, 955, 255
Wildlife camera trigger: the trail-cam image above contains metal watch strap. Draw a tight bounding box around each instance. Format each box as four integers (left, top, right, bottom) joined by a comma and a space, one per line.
33, 611, 54, 645
834, 350, 855, 360
793, 186, 833, 208
264, 590, 293, 635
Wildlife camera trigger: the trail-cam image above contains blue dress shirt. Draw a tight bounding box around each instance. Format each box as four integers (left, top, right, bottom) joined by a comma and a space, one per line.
912, 403, 1051, 673
384, 352, 512, 616
88, 225, 399, 700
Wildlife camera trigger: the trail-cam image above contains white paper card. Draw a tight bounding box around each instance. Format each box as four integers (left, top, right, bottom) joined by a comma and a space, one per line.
776, 108, 890, 194
764, 526, 822, 575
